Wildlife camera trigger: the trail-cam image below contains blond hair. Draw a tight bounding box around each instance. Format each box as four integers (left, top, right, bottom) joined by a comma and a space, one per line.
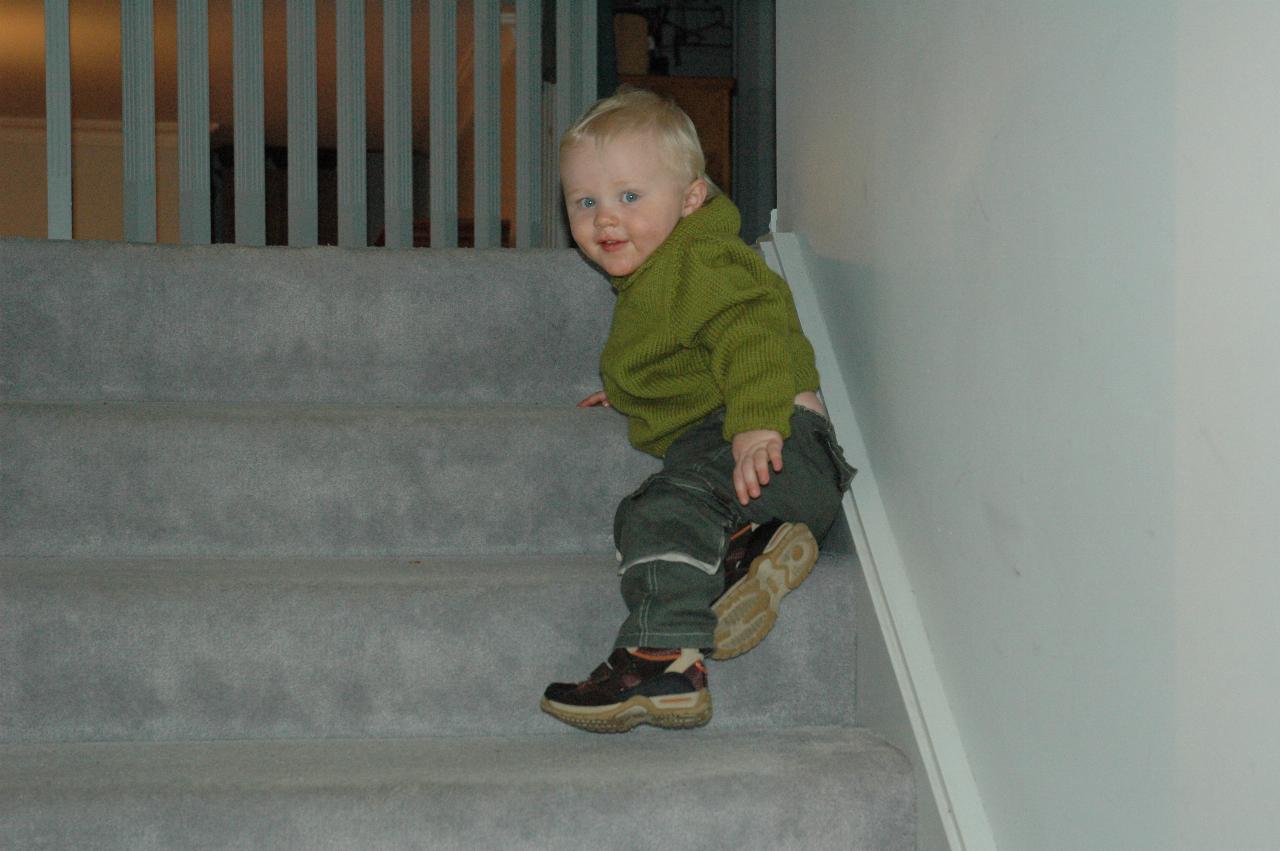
559, 86, 719, 198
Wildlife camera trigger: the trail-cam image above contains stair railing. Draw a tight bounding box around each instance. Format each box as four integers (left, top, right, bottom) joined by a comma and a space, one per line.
39, 0, 596, 248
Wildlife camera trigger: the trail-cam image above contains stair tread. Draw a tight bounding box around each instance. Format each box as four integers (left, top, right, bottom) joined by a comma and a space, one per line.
0, 727, 914, 851
2, 399, 618, 414
1, 551, 857, 583
0, 724, 899, 789
2, 240, 614, 405
2, 554, 859, 742
1, 401, 659, 558
1, 552, 620, 584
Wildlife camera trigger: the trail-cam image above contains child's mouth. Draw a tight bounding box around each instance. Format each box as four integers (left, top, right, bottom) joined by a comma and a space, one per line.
599, 239, 626, 253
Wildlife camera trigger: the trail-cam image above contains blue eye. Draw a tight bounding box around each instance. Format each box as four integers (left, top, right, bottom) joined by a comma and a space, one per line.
622, 191, 639, 203
576, 197, 595, 209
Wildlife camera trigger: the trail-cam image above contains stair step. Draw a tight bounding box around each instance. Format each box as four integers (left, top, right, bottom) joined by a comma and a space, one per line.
2, 235, 915, 848
1, 402, 658, 558
1, 554, 858, 743
1, 240, 613, 404
0, 727, 913, 850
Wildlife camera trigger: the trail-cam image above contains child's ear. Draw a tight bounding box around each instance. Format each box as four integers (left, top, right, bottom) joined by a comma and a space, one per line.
681, 179, 709, 217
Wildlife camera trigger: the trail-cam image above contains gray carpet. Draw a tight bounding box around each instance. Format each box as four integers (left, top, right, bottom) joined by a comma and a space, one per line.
0, 237, 913, 850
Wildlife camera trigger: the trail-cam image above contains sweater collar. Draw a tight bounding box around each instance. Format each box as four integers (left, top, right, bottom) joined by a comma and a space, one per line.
611, 194, 742, 292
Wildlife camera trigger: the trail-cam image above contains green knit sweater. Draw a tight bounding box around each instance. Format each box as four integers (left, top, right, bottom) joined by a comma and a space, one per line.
601, 195, 821, 457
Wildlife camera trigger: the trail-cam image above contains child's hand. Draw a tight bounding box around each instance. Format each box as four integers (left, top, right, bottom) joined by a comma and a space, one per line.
578, 390, 610, 408
731, 429, 784, 505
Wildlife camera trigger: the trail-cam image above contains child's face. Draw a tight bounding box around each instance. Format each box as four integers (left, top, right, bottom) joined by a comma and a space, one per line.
560, 131, 707, 277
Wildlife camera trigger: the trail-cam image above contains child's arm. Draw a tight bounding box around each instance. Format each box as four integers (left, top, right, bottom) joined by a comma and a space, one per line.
731, 428, 784, 505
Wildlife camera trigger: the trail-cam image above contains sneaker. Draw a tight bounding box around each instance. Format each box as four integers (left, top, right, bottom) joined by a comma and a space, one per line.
711, 520, 819, 660
540, 647, 711, 733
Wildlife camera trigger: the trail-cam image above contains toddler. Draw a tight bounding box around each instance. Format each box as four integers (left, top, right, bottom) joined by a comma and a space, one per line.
541, 88, 854, 733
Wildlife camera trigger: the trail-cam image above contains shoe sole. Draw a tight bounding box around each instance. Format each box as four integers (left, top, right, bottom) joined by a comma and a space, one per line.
711, 522, 819, 661
539, 690, 712, 734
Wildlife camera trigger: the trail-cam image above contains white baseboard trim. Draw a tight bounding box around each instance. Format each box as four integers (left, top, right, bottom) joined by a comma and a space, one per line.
760, 229, 997, 851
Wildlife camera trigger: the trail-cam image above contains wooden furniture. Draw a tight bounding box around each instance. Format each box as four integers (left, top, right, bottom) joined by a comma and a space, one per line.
619, 75, 735, 194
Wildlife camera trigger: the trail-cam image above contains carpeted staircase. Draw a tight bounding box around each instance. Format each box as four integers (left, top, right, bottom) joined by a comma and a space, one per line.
0, 238, 914, 849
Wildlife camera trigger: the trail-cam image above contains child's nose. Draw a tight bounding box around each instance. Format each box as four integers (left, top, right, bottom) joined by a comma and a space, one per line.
594, 205, 618, 227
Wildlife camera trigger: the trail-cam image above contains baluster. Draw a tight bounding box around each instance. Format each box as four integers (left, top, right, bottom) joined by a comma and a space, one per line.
336, 0, 367, 247
233, 0, 266, 246
287, 0, 318, 247
514, 0, 542, 248
429, 0, 458, 248
383, 0, 413, 249
579, 0, 598, 108
177, 0, 212, 245
122, 0, 157, 243
472, 1, 501, 248
552, 0, 584, 247
44, 0, 73, 240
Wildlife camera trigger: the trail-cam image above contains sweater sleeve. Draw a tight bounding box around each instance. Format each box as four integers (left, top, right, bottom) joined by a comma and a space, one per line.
670, 237, 798, 441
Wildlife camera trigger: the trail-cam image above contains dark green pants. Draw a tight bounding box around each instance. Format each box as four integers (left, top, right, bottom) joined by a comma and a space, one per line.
613, 406, 855, 648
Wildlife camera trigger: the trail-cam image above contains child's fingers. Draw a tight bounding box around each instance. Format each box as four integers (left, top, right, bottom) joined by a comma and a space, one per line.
732, 447, 765, 505
732, 433, 784, 504
737, 454, 759, 503
733, 466, 751, 505
754, 448, 772, 488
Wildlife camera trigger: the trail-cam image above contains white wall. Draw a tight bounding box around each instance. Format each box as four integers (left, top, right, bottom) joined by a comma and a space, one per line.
1174, 4, 1280, 849
775, 1, 1279, 848
0, 118, 181, 243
